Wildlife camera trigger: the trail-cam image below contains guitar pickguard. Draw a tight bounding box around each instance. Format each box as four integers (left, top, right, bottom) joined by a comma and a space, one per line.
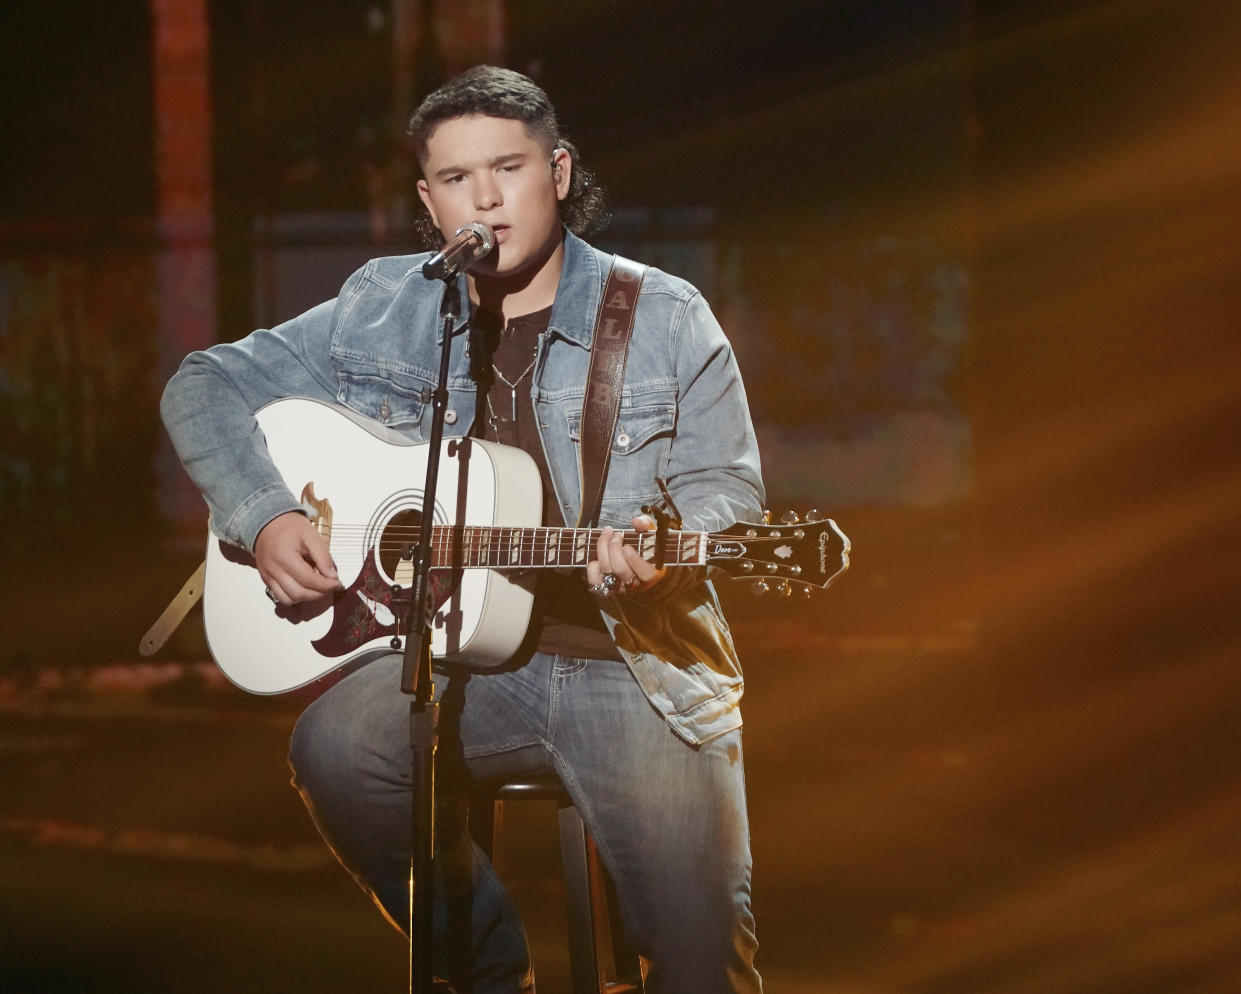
310, 546, 457, 658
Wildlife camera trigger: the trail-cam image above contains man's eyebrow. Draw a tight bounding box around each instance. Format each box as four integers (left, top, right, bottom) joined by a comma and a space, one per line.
432, 152, 528, 180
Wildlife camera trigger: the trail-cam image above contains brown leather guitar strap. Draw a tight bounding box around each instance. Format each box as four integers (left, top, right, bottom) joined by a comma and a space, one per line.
577, 255, 647, 526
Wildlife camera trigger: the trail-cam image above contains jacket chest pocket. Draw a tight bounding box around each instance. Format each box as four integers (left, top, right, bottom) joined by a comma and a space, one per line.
566, 393, 677, 507
337, 367, 432, 431
336, 361, 475, 439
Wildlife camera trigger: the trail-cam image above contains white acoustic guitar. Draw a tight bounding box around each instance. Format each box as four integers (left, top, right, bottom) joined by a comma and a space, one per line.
203, 397, 850, 694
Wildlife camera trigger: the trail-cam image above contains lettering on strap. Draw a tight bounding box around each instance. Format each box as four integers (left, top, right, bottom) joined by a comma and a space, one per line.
576, 255, 648, 527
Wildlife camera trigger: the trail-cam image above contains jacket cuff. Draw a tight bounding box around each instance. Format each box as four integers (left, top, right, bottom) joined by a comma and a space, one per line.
224, 483, 304, 552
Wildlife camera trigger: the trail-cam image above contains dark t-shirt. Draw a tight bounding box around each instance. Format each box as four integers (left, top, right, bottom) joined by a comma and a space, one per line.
473, 304, 622, 662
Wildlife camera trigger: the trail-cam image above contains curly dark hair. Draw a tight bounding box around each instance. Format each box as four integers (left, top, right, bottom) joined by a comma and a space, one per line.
408, 65, 610, 249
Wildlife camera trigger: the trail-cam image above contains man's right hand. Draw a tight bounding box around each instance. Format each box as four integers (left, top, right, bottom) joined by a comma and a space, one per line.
255, 511, 342, 606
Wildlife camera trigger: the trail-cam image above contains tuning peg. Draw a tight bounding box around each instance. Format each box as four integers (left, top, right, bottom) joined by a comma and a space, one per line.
761, 508, 772, 524
752, 580, 770, 596
801, 585, 814, 599
777, 581, 793, 598
805, 508, 821, 522
780, 510, 800, 525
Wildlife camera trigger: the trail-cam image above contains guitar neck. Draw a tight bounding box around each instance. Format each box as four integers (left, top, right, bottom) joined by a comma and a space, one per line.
421, 525, 705, 571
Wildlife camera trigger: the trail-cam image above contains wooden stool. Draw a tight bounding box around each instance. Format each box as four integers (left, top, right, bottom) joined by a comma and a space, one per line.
472, 773, 644, 994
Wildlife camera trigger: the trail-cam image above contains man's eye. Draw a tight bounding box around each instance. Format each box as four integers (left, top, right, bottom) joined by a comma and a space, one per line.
445, 174, 465, 184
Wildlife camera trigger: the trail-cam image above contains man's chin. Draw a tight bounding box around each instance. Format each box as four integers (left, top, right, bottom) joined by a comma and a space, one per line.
473, 254, 532, 283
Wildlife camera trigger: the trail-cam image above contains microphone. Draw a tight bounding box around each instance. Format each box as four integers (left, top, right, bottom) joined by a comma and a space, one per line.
421, 222, 495, 280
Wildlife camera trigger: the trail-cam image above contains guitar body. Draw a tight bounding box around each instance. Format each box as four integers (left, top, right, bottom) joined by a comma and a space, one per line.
203, 397, 541, 694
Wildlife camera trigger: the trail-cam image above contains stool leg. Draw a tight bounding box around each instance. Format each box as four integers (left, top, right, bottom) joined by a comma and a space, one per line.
558, 802, 604, 994
558, 803, 644, 994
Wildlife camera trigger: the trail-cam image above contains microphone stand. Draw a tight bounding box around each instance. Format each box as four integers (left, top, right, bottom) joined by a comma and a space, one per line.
401, 270, 462, 994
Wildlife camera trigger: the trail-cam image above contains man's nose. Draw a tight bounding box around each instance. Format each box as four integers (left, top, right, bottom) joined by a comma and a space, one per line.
474, 174, 501, 211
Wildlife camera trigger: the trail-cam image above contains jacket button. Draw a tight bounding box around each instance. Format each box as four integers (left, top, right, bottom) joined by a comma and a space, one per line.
444, 409, 458, 425
379, 402, 391, 421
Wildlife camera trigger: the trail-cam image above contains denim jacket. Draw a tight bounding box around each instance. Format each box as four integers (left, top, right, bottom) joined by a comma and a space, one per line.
162, 231, 765, 744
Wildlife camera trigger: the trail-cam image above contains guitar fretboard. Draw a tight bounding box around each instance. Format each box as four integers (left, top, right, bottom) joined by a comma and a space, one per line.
415, 526, 707, 570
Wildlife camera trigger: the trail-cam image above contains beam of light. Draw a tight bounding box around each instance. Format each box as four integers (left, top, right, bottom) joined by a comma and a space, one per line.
834, 778, 1241, 994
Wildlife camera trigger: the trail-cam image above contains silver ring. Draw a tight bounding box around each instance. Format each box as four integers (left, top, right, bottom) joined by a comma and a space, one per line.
265, 587, 279, 604
590, 572, 620, 597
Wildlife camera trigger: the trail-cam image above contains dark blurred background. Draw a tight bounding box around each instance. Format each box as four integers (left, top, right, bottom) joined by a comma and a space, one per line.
2, 1, 1238, 991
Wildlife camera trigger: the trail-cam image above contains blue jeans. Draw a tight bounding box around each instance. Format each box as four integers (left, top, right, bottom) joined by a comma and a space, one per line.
288, 651, 762, 993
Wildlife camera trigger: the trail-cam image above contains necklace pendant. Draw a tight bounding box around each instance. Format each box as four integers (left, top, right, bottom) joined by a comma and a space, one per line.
490, 350, 537, 434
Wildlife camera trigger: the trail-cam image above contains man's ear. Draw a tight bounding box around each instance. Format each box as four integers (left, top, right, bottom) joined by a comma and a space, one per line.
551, 147, 572, 202
416, 179, 440, 228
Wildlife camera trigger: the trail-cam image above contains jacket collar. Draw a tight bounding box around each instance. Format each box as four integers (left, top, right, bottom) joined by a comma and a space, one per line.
547, 229, 606, 349
436, 229, 605, 347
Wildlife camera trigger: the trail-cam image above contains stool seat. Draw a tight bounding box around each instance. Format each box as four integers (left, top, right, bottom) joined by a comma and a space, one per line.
489, 772, 569, 801
474, 773, 643, 994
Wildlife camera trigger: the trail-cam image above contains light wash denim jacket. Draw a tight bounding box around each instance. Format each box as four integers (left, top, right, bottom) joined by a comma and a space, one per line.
162, 231, 765, 744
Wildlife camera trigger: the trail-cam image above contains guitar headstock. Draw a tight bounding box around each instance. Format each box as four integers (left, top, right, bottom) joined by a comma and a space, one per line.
704, 509, 851, 596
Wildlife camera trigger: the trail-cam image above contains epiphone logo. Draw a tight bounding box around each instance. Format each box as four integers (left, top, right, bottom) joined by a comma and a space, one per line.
819, 531, 830, 573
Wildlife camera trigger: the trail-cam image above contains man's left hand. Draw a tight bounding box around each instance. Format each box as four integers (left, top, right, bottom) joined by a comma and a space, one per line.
586, 515, 666, 596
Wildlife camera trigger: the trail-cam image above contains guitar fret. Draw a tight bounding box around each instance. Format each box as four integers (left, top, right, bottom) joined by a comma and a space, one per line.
685, 531, 704, 563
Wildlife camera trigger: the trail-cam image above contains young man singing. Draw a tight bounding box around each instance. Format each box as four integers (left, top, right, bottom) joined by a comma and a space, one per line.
162, 65, 765, 993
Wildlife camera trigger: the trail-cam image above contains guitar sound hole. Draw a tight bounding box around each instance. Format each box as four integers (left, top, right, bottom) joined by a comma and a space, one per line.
378, 509, 423, 579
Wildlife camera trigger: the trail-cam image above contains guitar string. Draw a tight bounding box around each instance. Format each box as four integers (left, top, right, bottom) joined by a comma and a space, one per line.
304, 526, 796, 552
315, 527, 681, 545
311, 521, 798, 537
298, 528, 687, 545
282, 525, 797, 572
318, 523, 794, 542
274, 524, 805, 575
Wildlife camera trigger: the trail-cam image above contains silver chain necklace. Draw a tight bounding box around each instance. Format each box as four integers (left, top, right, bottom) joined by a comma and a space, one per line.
488, 353, 536, 434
